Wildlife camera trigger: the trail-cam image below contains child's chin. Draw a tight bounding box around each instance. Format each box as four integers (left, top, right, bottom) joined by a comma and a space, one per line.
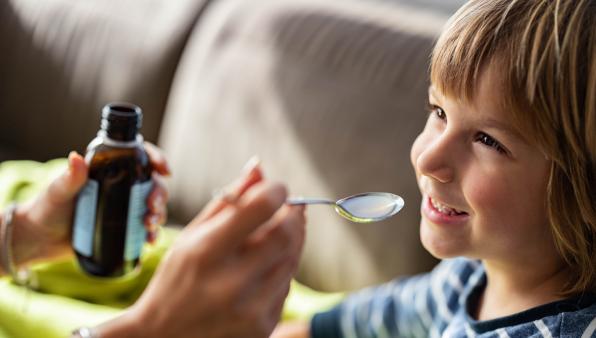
424, 245, 461, 260
420, 224, 466, 259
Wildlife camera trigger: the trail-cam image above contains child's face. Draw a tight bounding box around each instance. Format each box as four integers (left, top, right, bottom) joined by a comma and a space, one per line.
410, 65, 557, 264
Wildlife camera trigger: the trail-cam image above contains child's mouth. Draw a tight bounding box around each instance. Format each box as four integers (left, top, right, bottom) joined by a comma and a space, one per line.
429, 197, 468, 216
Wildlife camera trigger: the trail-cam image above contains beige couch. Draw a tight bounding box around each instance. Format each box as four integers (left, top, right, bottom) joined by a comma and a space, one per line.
0, 0, 464, 291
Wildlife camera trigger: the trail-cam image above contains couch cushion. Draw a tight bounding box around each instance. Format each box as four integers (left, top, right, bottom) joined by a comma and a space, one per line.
0, 0, 210, 161
160, 0, 462, 291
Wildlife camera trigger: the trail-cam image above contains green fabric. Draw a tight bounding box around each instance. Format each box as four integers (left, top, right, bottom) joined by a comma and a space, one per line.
0, 159, 343, 338
0, 230, 173, 338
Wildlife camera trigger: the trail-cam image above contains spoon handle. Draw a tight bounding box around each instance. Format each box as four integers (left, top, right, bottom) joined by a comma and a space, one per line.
286, 198, 336, 206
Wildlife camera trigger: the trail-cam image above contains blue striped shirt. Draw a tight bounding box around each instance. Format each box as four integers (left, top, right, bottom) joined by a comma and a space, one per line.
311, 258, 596, 338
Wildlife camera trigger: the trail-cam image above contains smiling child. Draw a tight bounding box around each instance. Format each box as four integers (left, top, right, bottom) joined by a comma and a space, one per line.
273, 0, 596, 337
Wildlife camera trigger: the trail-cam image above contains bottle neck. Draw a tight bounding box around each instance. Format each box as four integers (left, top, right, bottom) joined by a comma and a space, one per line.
101, 119, 139, 142
98, 102, 144, 147
96, 131, 144, 148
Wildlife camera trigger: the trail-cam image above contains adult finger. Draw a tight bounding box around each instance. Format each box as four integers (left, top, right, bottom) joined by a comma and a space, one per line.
46, 151, 89, 207
214, 205, 304, 308
269, 281, 292, 324
192, 156, 262, 224
144, 142, 171, 176
256, 208, 306, 317
241, 255, 297, 323
232, 204, 306, 282
195, 181, 287, 257
144, 174, 168, 235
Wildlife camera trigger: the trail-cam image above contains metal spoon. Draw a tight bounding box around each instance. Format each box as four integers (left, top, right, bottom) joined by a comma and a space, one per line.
287, 192, 404, 223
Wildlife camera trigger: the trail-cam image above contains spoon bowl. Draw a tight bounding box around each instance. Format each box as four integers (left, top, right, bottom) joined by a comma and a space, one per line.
287, 192, 404, 223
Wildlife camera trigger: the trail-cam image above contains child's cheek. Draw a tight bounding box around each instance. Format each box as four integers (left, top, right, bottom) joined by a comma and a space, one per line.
466, 176, 512, 221
465, 169, 545, 242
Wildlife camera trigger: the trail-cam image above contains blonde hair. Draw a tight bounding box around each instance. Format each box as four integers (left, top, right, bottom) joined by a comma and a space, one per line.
430, 0, 596, 295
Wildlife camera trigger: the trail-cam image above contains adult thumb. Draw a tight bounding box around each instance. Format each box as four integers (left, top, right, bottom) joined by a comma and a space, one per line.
47, 152, 89, 205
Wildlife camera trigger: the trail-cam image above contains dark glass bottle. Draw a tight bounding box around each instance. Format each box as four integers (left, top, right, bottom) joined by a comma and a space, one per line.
72, 103, 152, 277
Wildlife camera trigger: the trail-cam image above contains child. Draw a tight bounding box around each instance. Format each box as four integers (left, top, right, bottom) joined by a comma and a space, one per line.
273, 0, 596, 336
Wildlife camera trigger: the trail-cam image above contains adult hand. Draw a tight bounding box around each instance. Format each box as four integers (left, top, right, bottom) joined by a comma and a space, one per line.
10, 142, 169, 269
95, 160, 307, 338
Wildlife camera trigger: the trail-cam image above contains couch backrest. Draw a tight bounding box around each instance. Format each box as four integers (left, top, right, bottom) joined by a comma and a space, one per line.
159, 0, 465, 291
0, 0, 209, 161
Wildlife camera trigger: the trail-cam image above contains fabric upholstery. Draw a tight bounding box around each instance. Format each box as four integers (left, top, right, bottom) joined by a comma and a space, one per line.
0, 0, 466, 292
0, 0, 210, 162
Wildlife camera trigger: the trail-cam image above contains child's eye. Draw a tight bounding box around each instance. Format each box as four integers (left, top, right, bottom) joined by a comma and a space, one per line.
475, 132, 507, 154
426, 103, 446, 121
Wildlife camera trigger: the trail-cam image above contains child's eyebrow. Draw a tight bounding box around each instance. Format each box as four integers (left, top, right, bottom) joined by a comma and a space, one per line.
481, 117, 525, 141
428, 86, 448, 104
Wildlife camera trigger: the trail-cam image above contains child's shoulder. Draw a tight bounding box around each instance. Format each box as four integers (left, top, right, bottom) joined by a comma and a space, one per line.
558, 295, 596, 335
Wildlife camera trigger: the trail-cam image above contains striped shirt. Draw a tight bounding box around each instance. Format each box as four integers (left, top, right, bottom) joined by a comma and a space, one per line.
311, 258, 596, 338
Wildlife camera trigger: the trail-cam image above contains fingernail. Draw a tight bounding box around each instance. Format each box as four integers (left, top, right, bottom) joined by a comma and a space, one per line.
241, 155, 260, 176
66, 151, 79, 175
67, 151, 76, 166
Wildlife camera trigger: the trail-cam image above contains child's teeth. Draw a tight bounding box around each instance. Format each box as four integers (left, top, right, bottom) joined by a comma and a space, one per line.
431, 198, 462, 215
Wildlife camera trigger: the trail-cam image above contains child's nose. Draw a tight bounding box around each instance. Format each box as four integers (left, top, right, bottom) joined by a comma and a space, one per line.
416, 135, 456, 184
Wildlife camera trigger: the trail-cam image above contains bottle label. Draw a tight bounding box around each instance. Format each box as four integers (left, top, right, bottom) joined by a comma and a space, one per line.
73, 179, 99, 257
124, 180, 153, 261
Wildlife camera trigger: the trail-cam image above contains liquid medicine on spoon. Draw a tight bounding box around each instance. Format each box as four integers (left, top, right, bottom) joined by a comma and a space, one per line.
335, 193, 403, 223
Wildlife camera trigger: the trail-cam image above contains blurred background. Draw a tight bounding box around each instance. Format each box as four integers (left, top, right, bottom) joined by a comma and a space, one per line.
0, 0, 465, 292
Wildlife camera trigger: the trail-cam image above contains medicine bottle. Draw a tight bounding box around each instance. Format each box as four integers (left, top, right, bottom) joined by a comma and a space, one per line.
72, 103, 152, 277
